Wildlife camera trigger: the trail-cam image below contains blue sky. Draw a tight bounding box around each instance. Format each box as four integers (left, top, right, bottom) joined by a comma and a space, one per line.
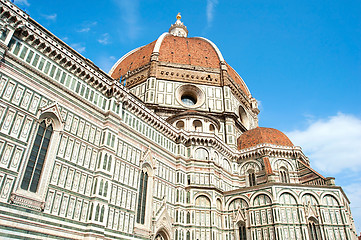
15, 0, 361, 232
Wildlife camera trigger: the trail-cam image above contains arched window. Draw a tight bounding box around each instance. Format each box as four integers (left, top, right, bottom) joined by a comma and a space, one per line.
176, 189, 180, 202
187, 211, 191, 224
279, 167, 289, 183
175, 210, 178, 223
253, 194, 272, 207
21, 120, 53, 192
238, 222, 247, 240
97, 152, 102, 169
302, 194, 318, 206
88, 203, 93, 220
99, 179, 103, 195
223, 159, 232, 172
193, 120, 202, 132
216, 199, 222, 211
209, 124, 215, 133
176, 120, 185, 130
93, 178, 98, 194
247, 169, 256, 187
102, 154, 108, 170
95, 204, 100, 221
186, 230, 191, 240
100, 205, 105, 222
155, 232, 167, 240
228, 198, 248, 218
195, 195, 211, 207
136, 170, 148, 224
107, 155, 112, 171
103, 181, 108, 197
213, 152, 219, 165
239, 106, 249, 128
308, 217, 322, 240
194, 148, 209, 160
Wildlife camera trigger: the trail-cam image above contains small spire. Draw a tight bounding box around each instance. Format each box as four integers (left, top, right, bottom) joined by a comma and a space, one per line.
169, 12, 188, 37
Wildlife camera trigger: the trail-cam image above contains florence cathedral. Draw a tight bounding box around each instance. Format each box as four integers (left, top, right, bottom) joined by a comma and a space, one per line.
0, 1, 357, 239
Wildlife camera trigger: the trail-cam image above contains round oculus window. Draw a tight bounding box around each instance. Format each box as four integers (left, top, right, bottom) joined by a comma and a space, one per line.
181, 95, 197, 106
176, 84, 205, 108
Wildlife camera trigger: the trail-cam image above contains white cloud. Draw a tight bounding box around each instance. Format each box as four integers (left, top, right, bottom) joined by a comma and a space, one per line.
42, 13, 57, 21
70, 43, 86, 54
287, 113, 361, 232
77, 21, 97, 33
14, 0, 30, 6
286, 113, 361, 174
206, 0, 218, 26
77, 27, 90, 33
98, 33, 110, 45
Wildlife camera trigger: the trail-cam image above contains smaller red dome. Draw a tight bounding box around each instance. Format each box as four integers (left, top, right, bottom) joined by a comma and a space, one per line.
237, 127, 293, 150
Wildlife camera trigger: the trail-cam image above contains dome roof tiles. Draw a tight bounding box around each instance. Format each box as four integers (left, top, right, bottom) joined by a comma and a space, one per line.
158, 35, 220, 68
111, 40, 156, 80
226, 63, 250, 97
237, 127, 293, 150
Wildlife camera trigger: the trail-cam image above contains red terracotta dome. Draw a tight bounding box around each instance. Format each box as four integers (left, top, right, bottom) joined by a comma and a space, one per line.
237, 127, 293, 150
110, 34, 221, 78
109, 23, 251, 97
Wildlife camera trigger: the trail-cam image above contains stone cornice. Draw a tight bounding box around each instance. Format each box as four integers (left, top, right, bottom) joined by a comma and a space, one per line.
238, 143, 309, 164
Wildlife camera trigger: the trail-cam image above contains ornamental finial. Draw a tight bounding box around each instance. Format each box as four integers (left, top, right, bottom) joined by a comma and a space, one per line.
169, 12, 188, 37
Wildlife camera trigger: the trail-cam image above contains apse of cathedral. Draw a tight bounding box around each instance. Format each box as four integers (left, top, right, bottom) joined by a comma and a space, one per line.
0, 1, 357, 239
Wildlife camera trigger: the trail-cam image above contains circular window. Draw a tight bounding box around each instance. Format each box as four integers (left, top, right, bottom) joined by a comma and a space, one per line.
181, 95, 196, 106
176, 84, 205, 108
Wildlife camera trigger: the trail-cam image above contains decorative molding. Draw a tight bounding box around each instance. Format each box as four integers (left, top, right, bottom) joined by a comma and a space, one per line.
152, 198, 173, 240
232, 204, 247, 223
10, 192, 45, 211
39, 102, 64, 123
238, 143, 308, 162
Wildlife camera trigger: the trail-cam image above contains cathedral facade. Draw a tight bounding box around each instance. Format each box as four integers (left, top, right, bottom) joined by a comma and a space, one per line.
0, 1, 357, 239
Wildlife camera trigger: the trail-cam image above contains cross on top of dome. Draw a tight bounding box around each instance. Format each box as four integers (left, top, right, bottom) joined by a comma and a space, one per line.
169, 12, 188, 37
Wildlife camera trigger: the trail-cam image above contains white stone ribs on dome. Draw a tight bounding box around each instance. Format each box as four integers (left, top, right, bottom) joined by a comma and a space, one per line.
108, 46, 142, 76
193, 37, 225, 62
153, 32, 169, 54
194, 36, 251, 98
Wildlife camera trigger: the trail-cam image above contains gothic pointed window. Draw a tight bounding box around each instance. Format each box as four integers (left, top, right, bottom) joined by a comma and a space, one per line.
136, 170, 148, 224
88, 203, 93, 220
308, 217, 322, 240
102, 154, 108, 170
239, 222, 247, 240
95, 204, 100, 221
247, 169, 256, 187
280, 167, 290, 183
21, 120, 53, 192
